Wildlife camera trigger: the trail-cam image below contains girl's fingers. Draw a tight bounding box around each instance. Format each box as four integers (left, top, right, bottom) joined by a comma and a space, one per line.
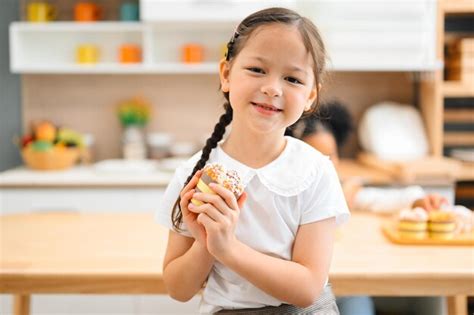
237, 191, 248, 209
182, 189, 195, 202
197, 213, 217, 230
180, 189, 195, 215
180, 170, 202, 198
192, 191, 231, 215
208, 183, 239, 210
179, 170, 202, 215
190, 203, 226, 223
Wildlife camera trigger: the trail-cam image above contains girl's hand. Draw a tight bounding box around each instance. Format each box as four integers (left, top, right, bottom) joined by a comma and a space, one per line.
188, 183, 247, 261
412, 194, 448, 212
179, 170, 207, 247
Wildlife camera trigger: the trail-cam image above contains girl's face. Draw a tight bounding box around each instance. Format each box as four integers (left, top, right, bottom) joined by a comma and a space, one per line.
219, 23, 318, 136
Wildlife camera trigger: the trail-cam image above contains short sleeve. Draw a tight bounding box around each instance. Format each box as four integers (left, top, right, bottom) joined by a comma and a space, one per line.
300, 159, 350, 226
154, 166, 193, 237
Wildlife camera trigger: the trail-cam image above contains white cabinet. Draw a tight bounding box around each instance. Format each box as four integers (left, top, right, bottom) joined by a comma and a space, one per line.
10, 22, 233, 74
298, 0, 440, 71
9, 22, 145, 73
140, 0, 296, 22
9, 21, 233, 74
0, 166, 173, 213
0, 187, 165, 214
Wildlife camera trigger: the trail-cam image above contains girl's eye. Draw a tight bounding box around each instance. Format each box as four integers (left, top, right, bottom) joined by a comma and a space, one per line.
286, 77, 303, 85
247, 67, 264, 74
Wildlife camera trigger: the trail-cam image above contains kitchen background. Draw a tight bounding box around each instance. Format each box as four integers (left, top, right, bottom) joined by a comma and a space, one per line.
4, 0, 437, 164
1, 0, 473, 314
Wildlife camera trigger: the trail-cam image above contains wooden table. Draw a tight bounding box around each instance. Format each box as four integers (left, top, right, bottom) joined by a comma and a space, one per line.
1, 211, 473, 315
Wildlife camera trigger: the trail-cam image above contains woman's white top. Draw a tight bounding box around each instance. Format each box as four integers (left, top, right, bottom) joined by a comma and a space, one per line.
155, 136, 350, 314
354, 186, 425, 213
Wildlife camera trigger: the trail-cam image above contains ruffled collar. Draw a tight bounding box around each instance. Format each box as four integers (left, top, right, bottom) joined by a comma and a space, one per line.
213, 136, 327, 196
183, 136, 327, 197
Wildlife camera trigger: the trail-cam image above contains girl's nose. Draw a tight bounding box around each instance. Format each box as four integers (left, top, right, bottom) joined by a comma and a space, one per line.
260, 80, 282, 98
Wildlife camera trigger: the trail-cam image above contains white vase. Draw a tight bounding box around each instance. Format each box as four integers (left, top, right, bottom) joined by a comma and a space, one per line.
122, 125, 146, 160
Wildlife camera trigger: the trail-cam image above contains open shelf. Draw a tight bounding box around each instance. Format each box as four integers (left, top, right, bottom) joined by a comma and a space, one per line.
444, 132, 474, 146
443, 81, 474, 97
444, 109, 474, 122
10, 9, 440, 74
10, 21, 144, 32
443, 0, 474, 14
11, 62, 219, 74
440, 2, 473, 181
457, 162, 474, 181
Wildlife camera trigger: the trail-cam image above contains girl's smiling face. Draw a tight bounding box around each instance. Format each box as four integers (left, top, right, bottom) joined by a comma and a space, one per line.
219, 23, 318, 136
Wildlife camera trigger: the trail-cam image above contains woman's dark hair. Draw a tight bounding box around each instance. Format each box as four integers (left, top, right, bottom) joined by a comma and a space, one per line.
171, 7, 328, 231
285, 100, 353, 148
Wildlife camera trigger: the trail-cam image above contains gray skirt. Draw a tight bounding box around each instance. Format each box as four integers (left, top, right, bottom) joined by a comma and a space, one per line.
215, 284, 339, 315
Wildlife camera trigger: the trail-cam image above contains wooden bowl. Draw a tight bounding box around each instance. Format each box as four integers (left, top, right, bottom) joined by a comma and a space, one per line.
21, 146, 79, 170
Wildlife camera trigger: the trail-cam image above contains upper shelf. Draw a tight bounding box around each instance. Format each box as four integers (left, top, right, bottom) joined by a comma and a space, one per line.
10, 17, 441, 74
11, 63, 219, 74
10, 21, 145, 32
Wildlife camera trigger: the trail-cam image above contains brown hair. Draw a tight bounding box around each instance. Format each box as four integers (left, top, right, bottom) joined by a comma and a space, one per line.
171, 7, 328, 231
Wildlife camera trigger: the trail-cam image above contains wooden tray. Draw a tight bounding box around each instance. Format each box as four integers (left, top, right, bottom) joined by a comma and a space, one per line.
381, 222, 474, 246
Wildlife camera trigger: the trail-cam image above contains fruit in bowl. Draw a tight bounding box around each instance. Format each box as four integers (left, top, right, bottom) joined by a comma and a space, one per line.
17, 121, 84, 170
22, 145, 80, 170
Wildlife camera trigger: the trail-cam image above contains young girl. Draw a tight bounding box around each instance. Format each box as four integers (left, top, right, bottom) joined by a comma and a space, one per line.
155, 7, 350, 314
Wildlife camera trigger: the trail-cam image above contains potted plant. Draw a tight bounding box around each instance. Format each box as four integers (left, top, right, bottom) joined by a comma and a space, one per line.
117, 97, 151, 159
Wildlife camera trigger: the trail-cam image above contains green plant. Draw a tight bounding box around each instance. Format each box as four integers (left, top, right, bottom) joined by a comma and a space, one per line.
117, 97, 151, 127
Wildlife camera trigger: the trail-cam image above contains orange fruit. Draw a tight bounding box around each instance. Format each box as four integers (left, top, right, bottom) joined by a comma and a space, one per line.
35, 122, 56, 142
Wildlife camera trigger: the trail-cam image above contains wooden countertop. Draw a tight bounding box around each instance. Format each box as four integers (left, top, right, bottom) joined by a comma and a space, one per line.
332, 212, 474, 296
1, 211, 472, 315
0, 211, 167, 294
1, 211, 472, 296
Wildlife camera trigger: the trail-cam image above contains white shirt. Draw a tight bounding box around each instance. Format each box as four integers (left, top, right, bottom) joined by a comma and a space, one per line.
155, 136, 350, 314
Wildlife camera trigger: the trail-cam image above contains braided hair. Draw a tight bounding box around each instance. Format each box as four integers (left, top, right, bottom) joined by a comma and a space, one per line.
171, 7, 328, 231
171, 103, 233, 231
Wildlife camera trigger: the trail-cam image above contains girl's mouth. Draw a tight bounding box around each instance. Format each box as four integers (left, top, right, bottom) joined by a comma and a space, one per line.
251, 102, 283, 113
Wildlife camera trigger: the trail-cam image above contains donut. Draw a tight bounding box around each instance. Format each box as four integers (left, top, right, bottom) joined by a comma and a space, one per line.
397, 207, 428, 239
428, 211, 456, 240
190, 163, 244, 207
